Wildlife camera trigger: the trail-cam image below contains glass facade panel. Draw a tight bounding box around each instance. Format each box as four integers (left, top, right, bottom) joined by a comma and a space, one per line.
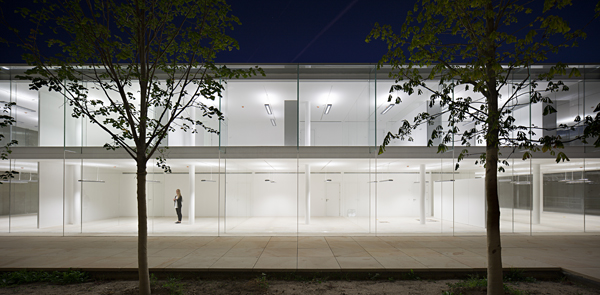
584, 72, 600, 232
222, 158, 298, 235
0, 64, 599, 236
297, 159, 373, 235
540, 161, 585, 232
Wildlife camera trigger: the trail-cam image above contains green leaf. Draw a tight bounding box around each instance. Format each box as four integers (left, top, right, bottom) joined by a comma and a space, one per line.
543, 105, 557, 116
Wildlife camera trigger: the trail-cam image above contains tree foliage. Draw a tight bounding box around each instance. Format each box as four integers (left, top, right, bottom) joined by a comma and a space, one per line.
0, 100, 18, 184
8, 0, 262, 294
368, 0, 597, 168
16, 0, 260, 163
367, 1, 598, 294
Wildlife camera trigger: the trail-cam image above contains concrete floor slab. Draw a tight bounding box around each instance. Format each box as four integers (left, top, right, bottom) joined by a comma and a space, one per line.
0, 234, 598, 284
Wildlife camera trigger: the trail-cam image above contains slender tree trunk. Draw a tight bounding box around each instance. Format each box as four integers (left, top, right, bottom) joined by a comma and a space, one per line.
137, 159, 151, 295
486, 144, 503, 294
486, 85, 503, 293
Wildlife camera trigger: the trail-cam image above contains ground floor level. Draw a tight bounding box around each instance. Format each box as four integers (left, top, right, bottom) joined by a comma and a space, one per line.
2, 147, 599, 236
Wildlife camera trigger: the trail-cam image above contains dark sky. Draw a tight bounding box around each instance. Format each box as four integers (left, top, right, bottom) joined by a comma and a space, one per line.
2, 0, 599, 64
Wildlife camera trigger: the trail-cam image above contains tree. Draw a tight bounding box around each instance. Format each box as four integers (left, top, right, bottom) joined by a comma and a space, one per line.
0, 0, 18, 184
11, 0, 261, 294
0, 100, 18, 184
367, 1, 598, 294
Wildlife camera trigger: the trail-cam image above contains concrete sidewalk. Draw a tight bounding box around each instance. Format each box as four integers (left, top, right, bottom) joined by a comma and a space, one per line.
0, 235, 598, 281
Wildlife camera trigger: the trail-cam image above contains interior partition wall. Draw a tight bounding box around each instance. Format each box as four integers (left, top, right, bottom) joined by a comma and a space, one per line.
1, 64, 599, 236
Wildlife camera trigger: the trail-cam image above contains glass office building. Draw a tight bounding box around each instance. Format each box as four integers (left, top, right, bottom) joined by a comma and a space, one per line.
0, 64, 599, 236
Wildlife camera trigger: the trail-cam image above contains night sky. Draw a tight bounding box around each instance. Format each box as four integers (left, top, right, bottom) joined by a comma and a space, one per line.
1, 0, 599, 64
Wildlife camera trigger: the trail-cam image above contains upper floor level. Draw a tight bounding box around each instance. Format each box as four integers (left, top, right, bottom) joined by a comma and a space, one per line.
1, 64, 599, 149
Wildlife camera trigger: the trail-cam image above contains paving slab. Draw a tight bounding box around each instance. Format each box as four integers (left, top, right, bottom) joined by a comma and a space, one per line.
0, 234, 598, 284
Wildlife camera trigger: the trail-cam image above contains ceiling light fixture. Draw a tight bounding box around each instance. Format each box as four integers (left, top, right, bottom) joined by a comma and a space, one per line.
324, 104, 332, 114
270, 119, 276, 126
78, 167, 105, 183
567, 170, 592, 184
511, 181, 531, 185
201, 166, 216, 182
9, 172, 29, 184
379, 179, 394, 182
0, 66, 9, 71
381, 104, 394, 115
264, 104, 272, 115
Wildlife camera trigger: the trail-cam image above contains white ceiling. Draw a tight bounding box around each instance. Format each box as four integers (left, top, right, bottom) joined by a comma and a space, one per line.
3, 157, 599, 175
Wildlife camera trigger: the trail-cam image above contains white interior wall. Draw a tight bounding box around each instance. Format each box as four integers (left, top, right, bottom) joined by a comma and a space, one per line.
377, 174, 421, 216
39, 89, 65, 146
453, 178, 485, 227
251, 173, 297, 216
119, 174, 137, 217
38, 161, 63, 228
196, 175, 220, 216
312, 122, 343, 146
146, 174, 165, 218
341, 173, 370, 217
225, 173, 252, 217
81, 167, 121, 222
441, 181, 454, 222
227, 119, 283, 146
64, 164, 81, 225
343, 121, 370, 146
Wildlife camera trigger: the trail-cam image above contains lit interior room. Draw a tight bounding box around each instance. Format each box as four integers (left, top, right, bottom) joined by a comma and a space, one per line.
0, 64, 599, 236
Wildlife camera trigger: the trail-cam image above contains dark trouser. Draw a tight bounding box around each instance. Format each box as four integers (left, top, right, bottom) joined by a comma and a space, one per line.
176, 208, 182, 221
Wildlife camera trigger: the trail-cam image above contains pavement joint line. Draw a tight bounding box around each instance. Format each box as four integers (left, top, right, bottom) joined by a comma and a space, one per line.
1, 235, 599, 282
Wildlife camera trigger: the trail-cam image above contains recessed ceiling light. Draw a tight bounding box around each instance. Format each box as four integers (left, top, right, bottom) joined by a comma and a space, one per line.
270, 119, 276, 126
324, 104, 332, 114
381, 104, 394, 115
265, 104, 272, 115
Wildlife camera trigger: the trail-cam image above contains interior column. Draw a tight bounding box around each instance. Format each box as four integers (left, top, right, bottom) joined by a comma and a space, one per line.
305, 164, 311, 225
420, 164, 426, 225
532, 163, 541, 224
284, 100, 298, 146
189, 165, 196, 225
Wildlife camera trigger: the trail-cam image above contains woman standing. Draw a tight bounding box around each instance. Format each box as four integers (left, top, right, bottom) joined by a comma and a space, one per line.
173, 189, 182, 224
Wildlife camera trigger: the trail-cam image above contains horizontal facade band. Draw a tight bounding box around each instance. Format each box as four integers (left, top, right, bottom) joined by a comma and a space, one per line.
7, 146, 599, 160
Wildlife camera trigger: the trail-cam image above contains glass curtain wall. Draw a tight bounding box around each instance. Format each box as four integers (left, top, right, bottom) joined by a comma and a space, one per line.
298, 65, 375, 235
1, 64, 599, 236
584, 66, 600, 232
